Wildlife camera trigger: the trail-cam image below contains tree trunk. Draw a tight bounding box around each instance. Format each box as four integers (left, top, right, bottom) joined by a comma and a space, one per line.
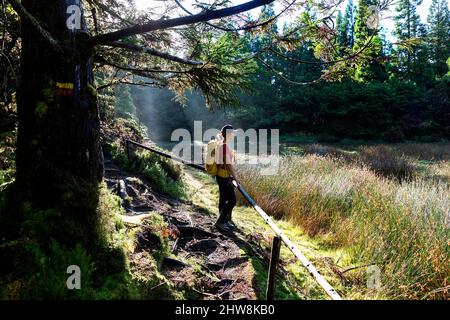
16, 0, 103, 243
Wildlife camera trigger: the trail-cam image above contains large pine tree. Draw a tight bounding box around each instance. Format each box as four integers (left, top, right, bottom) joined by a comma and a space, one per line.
353, 0, 387, 81
337, 0, 356, 53
336, 11, 347, 49
393, 0, 423, 75
345, 0, 356, 48
427, 0, 450, 76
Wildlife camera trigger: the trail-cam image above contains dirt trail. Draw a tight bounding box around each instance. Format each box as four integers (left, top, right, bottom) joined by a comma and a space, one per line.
104, 157, 267, 300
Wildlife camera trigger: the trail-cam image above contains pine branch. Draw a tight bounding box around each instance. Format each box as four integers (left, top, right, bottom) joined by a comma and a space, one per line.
96, 77, 164, 90
90, 0, 275, 45
87, 0, 133, 26
95, 55, 194, 74
174, 0, 297, 33
116, 80, 165, 88
103, 41, 203, 66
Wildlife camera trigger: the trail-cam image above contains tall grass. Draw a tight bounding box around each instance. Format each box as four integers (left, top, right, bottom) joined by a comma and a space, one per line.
358, 146, 416, 181
297, 143, 450, 181
237, 155, 449, 299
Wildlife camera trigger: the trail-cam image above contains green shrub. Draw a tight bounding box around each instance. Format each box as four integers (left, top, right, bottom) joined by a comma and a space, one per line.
101, 117, 147, 147
24, 241, 95, 299
109, 140, 186, 199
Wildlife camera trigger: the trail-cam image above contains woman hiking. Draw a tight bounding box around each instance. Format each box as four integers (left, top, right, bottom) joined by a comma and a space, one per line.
214, 124, 239, 232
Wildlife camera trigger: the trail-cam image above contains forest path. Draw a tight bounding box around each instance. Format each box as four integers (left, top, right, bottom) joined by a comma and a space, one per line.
103, 157, 267, 300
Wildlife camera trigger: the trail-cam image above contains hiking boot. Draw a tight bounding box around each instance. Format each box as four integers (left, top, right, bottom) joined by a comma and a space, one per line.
226, 221, 236, 229
215, 222, 231, 232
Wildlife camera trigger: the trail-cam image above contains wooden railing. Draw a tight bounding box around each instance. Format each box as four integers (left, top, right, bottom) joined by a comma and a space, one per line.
125, 139, 343, 300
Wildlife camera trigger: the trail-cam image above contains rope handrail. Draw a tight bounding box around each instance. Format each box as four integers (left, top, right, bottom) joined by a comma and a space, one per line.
124, 139, 343, 300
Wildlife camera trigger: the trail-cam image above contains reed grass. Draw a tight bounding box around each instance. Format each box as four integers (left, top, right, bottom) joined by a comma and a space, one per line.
237, 154, 449, 299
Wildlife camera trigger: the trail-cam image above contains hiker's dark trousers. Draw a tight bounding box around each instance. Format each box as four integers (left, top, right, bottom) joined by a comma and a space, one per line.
216, 176, 236, 224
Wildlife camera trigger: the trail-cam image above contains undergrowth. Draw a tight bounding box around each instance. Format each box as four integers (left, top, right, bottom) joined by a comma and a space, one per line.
0, 183, 180, 299
106, 139, 186, 199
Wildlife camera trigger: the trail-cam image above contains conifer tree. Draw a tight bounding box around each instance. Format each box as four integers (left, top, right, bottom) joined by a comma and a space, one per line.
394, 0, 423, 75
353, 0, 387, 81
427, 0, 450, 76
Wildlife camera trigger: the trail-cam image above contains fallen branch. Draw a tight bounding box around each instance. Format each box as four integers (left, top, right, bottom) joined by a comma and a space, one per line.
422, 285, 450, 299
192, 287, 222, 299
150, 281, 168, 291
342, 263, 377, 274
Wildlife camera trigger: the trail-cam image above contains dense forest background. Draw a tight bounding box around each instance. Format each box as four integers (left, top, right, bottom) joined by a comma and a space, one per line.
107, 0, 450, 143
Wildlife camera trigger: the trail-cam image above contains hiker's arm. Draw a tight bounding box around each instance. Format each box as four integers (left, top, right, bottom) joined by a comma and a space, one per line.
226, 164, 239, 182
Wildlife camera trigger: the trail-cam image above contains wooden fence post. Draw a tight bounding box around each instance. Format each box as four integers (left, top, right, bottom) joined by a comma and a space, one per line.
266, 235, 282, 300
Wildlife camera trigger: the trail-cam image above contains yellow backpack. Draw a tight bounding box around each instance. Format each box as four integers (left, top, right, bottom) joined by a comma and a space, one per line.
204, 139, 218, 176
